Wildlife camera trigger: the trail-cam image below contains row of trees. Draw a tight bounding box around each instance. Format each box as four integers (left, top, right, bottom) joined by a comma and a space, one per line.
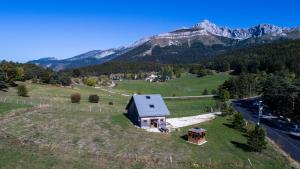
218, 73, 261, 99
262, 74, 300, 119
218, 71, 300, 120
0, 61, 72, 88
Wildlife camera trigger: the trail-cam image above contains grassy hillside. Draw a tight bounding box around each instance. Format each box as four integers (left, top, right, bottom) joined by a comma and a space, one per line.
115, 73, 230, 97
0, 82, 293, 169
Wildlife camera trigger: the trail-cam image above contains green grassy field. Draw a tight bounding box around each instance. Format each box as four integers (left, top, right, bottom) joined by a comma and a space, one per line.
114, 73, 230, 97
0, 82, 293, 169
0, 102, 32, 116
165, 98, 219, 118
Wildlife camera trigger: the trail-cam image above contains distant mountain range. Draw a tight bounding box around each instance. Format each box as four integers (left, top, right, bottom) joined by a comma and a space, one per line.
29, 20, 300, 70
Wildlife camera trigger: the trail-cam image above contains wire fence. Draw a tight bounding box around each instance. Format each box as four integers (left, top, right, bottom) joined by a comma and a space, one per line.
0, 96, 105, 113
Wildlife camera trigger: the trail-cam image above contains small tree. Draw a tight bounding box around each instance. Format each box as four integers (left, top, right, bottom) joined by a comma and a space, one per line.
232, 112, 245, 130
202, 89, 209, 95
219, 89, 230, 102
220, 102, 229, 116
70, 93, 81, 103
247, 125, 267, 152
89, 94, 99, 103
17, 84, 28, 97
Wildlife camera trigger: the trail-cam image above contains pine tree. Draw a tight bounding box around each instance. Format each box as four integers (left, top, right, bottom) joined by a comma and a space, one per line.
232, 112, 245, 130
247, 125, 267, 152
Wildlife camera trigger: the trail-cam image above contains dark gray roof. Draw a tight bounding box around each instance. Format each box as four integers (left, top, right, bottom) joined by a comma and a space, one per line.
127, 94, 170, 117
188, 128, 206, 134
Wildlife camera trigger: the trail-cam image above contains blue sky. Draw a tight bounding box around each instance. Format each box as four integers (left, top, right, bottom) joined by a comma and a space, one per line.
0, 0, 300, 62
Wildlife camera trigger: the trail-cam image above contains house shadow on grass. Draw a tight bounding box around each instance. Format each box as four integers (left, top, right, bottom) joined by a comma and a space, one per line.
123, 112, 137, 126
230, 141, 251, 152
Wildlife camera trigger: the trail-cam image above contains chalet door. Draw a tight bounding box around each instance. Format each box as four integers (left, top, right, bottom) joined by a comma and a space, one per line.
150, 119, 158, 128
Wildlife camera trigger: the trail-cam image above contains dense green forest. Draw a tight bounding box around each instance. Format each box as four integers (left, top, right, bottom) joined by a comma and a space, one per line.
63, 61, 210, 78
207, 39, 300, 75
213, 40, 300, 120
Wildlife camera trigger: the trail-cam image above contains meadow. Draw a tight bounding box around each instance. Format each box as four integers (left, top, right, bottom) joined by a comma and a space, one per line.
0, 75, 294, 169
114, 73, 230, 96
165, 98, 219, 118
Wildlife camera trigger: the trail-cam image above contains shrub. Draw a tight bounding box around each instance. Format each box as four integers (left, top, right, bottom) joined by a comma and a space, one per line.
83, 77, 98, 86
17, 84, 28, 97
202, 89, 209, 95
108, 101, 113, 105
70, 93, 81, 103
89, 94, 99, 103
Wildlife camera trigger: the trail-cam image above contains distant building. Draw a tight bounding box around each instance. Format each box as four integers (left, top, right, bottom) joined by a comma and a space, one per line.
187, 128, 207, 145
145, 74, 158, 82
125, 94, 170, 129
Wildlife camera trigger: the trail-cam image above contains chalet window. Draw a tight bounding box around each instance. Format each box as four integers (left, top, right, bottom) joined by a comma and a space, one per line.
149, 104, 155, 108
143, 120, 148, 123
160, 119, 164, 122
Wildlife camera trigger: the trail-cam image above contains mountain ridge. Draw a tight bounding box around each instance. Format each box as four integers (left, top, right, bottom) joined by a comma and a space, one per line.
29, 20, 300, 70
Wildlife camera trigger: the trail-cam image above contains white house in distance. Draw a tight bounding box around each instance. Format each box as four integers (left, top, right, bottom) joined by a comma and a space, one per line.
145, 74, 158, 82
125, 94, 170, 129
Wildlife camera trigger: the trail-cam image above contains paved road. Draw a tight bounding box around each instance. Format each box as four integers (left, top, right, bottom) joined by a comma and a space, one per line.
232, 101, 300, 163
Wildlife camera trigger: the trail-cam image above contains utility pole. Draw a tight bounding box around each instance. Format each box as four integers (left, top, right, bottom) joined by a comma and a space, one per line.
258, 100, 263, 126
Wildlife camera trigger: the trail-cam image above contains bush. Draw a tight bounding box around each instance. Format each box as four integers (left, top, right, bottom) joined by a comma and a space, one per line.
83, 77, 98, 86
108, 101, 113, 105
17, 84, 28, 97
89, 94, 99, 103
70, 93, 81, 103
202, 89, 209, 95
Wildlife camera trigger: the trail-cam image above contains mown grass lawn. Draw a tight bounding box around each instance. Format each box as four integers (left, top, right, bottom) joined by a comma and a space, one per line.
170, 116, 291, 169
115, 73, 230, 97
165, 98, 219, 118
0, 82, 294, 169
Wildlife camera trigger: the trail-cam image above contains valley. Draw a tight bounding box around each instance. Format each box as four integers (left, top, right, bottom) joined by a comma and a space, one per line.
0, 74, 293, 169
